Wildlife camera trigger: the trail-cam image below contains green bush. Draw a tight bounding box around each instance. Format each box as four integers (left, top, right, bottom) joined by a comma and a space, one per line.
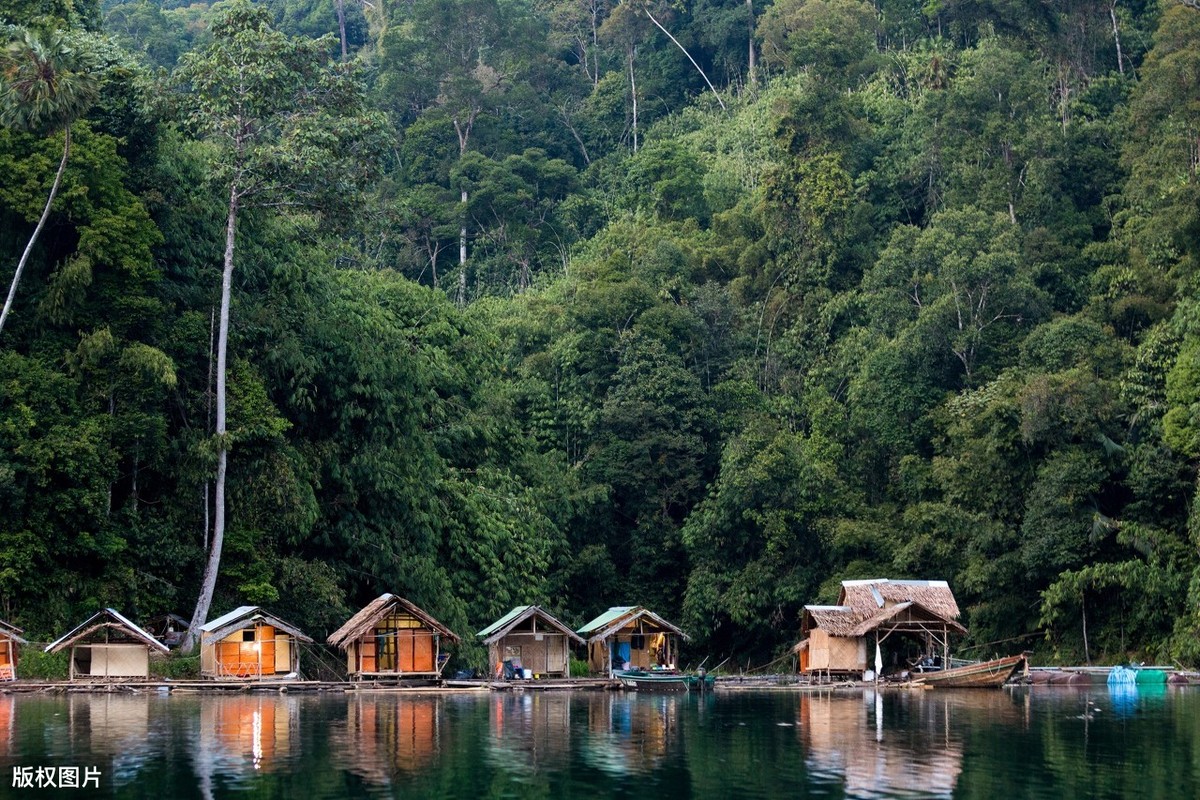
19, 649, 69, 680
150, 653, 201, 679
569, 656, 590, 678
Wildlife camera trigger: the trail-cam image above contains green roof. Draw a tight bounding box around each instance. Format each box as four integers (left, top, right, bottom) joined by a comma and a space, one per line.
476, 606, 532, 638
577, 606, 637, 635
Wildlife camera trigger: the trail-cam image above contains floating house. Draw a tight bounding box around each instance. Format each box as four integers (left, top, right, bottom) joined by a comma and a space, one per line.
578, 606, 687, 675
46, 609, 168, 679
199, 607, 313, 680
477, 606, 584, 678
0, 620, 26, 681
794, 579, 967, 678
328, 594, 459, 679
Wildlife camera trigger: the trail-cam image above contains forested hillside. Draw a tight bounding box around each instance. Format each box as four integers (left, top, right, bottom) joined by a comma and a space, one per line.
3, 0, 1200, 667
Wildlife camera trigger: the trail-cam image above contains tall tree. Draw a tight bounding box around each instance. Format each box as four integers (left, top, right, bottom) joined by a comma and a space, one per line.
0, 28, 97, 337
173, 0, 387, 650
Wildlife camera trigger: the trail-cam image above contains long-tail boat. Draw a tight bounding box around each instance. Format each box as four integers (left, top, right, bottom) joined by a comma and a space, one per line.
615, 669, 715, 691
910, 654, 1026, 688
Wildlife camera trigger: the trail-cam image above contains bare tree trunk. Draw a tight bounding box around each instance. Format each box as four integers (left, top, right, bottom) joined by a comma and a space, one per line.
183, 182, 238, 652
459, 188, 468, 267
0, 126, 70, 336
336, 0, 349, 60
746, 0, 757, 88
643, 7, 725, 110
629, 46, 638, 153
1109, 1, 1124, 76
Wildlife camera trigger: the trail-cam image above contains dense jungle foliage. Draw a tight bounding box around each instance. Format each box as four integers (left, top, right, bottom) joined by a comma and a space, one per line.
3, 0, 1200, 668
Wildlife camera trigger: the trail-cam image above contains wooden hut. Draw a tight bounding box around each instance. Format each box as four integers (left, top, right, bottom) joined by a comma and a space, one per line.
477, 606, 584, 678
795, 579, 967, 678
0, 620, 27, 681
577, 606, 687, 675
328, 594, 459, 679
46, 609, 168, 679
199, 607, 313, 680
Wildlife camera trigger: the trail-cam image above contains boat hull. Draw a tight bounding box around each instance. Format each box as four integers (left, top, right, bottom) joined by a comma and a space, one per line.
912, 655, 1026, 688
615, 670, 714, 691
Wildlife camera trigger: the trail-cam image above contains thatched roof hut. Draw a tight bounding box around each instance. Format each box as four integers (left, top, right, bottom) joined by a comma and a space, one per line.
199, 607, 313, 680
577, 606, 687, 675
795, 579, 966, 677
328, 594, 459, 678
477, 606, 584, 678
46, 609, 168, 679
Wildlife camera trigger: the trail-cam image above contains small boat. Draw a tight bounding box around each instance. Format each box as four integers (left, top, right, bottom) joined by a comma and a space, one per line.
909, 654, 1026, 688
615, 669, 715, 691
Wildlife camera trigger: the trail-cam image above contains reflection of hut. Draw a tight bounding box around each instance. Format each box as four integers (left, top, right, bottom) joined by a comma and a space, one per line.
144, 613, 189, 648
46, 609, 168, 679
0, 620, 27, 681
69, 694, 152, 755
477, 606, 584, 677
801, 692, 963, 798
488, 693, 571, 773
336, 695, 442, 785
199, 695, 296, 772
328, 594, 459, 679
582, 694, 677, 774
578, 606, 686, 675
794, 579, 966, 678
199, 607, 312, 680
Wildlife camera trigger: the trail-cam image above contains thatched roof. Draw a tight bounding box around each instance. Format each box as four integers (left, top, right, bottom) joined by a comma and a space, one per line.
848, 601, 968, 638
577, 606, 688, 643
477, 606, 585, 646
200, 606, 313, 643
839, 579, 960, 620
46, 609, 168, 654
327, 594, 460, 649
802, 605, 866, 637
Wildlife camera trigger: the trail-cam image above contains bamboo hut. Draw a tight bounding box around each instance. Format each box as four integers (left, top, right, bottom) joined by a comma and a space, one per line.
795, 579, 967, 678
477, 606, 584, 678
577, 606, 687, 675
0, 620, 26, 681
199, 607, 313, 680
46, 609, 168, 679
328, 594, 459, 679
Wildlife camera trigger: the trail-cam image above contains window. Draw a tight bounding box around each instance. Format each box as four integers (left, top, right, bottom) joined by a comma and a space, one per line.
242, 629, 256, 642
631, 634, 645, 650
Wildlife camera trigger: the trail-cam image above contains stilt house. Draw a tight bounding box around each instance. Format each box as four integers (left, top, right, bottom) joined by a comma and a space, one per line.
0, 620, 26, 681
199, 607, 312, 680
328, 594, 459, 678
577, 606, 687, 675
477, 606, 584, 677
794, 579, 966, 678
46, 609, 168, 679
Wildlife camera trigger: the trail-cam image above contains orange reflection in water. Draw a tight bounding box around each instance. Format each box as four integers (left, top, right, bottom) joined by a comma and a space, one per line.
336, 695, 442, 787
199, 695, 294, 773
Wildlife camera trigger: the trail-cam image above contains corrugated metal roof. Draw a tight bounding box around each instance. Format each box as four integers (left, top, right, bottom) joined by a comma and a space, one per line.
45, 608, 168, 654
476, 606, 532, 638
477, 606, 585, 645
577, 606, 637, 635
200, 606, 313, 643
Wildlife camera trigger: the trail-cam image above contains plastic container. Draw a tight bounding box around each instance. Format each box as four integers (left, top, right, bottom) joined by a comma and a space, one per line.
523, 668, 533, 679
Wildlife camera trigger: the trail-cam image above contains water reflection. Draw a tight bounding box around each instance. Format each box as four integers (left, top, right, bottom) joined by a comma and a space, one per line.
0, 687, 1198, 799
332, 695, 443, 787
581, 693, 680, 776
801, 690, 965, 799
487, 693, 570, 774
192, 695, 298, 797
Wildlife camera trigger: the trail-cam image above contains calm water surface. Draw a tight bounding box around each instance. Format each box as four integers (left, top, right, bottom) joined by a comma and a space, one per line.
0, 685, 1195, 799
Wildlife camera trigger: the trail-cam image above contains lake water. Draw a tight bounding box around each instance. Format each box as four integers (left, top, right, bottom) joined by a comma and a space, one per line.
0, 684, 1195, 798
